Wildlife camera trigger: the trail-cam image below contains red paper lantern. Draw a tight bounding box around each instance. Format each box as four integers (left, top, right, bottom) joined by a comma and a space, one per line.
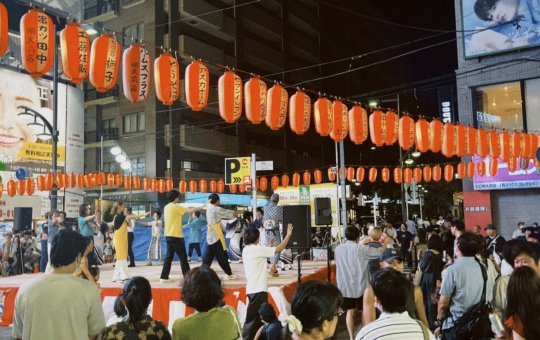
107, 173, 114, 188
466, 162, 475, 178
91, 173, 98, 187
229, 184, 237, 194
17, 180, 26, 196
185, 60, 209, 111
259, 177, 268, 191
403, 168, 412, 184
281, 174, 289, 188
123, 43, 151, 103
70, 173, 76, 188
289, 90, 311, 134
415, 118, 430, 153
154, 52, 180, 105
7, 180, 15, 197
368, 168, 377, 182
330, 100, 348, 143
292, 173, 300, 187
476, 127, 488, 158
84, 174, 92, 188
63, 173, 70, 188
455, 124, 466, 157
189, 180, 197, 194
153, 179, 160, 193
124, 176, 132, 190
398, 115, 415, 150
89, 33, 121, 92
314, 97, 333, 136
489, 158, 499, 177
303, 171, 311, 185
314, 170, 323, 184
60, 22, 89, 84
217, 180, 225, 193
218, 70, 243, 123
477, 161, 486, 177
76, 174, 84, 189
265, 84, 288, 130
271, 176, 279, 190
208, 180, 216, 193
488, 129, 500, 159
166, 179, 174, 192
429, 119, 443, 153
133, 176, 140, 190
520, 132, 531, 158
499, 131, 510, 162
26, 178, 35, 196
199, 179, 207, 193
56, 171, 64, 189
21, 9, 54, 77
45, 173, 54, 190
238, 184, 246, 193
432, 165, 441, 182
381, 168, 390, 182
0, 3, 7, 57
444, 164, 454, 182
413, 167, 422, 183
115, 174, 122, 187
529, 134, 538, 159
254, 178, 259, 191
385, 111, 399, 146
441, 123, 455, 158
369, 110, 385, 147
156, 178, 163, 193
456, 162, 465, 179
328, 168, 336, 182
177, 180, 186, 194
356, 167, 365, 182
465, 126, 477, 157
96, 172, 105, 186
423, 166, 432, 182
142, 178, 150, 191
510, 131, 521, 158
346, 167, 355, 182
394, 167, 402, 184
244, 77, 267, 124
508, 157, 518, 173
348, 105, 369, 145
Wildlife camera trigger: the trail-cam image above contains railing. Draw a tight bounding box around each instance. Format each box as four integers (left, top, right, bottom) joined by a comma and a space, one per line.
84, 85, 119, 102
83, 0, 118, 20
84, 128, 119, 143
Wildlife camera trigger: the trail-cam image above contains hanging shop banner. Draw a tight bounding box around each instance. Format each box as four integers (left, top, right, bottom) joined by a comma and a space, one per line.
473, 156, 540, 190
460, 0, 540, 58
438, 86, 456, 123
224, 157, 251, 185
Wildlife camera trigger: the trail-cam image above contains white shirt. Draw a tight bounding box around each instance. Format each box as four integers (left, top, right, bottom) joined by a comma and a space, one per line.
242, 244, 276, 294
127, 219, 135, 233
356, 311, 436, 340
152, 220, 163, 237
512, 228, 523, 239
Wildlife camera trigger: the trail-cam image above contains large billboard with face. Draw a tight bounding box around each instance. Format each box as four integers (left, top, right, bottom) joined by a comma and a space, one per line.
461, 0, 540, 58
0, 67, 84, 218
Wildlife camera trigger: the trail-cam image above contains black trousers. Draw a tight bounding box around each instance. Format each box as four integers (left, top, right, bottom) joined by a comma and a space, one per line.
128, 232, 135, 265
202, 241, 232, 275
160, 237, 190, 278
188, 243, 201, 257
401, 248, 413, 268
243, 292, 268, 340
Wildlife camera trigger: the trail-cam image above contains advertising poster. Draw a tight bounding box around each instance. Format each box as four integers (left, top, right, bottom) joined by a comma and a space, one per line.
473, 156, 540, 190
461, 0, 540, 58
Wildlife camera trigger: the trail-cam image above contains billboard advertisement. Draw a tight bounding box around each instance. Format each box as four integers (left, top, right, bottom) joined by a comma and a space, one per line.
460, 0, 540, 58
473, 156, 540, 190
0, 67, 84, 218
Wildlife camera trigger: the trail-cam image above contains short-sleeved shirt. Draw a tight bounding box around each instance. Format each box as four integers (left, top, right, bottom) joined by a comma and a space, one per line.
151, 220, 163, 238
172, 306, 241, 340
47, 220, 59, 244
263, 319, 283, 340
406, 220, 417, 235
399, 231, 413, 250
186, 216, 206, 244
78, 216, 94, 237
164, 203, 188, 238
206, 205, 235, 245
101, 315, 171, 340
242, 244, 276, 294
355, 311, 436, 340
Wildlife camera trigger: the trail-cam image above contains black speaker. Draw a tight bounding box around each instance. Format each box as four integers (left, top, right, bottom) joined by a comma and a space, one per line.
314, 197, 332, 225
282, 205, 311, 249
13, 207, 33, 232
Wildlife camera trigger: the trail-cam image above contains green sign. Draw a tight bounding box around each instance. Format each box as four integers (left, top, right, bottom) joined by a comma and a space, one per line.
299, 185, 310, 205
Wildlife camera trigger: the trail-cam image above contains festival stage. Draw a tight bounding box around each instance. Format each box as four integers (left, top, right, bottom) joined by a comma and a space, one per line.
0, 260, 336, 329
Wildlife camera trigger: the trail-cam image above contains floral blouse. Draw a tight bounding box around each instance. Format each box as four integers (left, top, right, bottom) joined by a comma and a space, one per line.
101, 315, 171, 340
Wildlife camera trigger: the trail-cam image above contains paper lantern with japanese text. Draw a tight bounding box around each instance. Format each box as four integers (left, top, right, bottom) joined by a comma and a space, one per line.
385, 111, 399, 146
328, 168, 336, 182
266, 84, 288, 130
154, 52, 180, 105
346, 167, 355, 182
84, 174, 92, 188
166, 179, 173, 192
178, 180, 186, 194
488, 129, 500, 159
7, 180, 15, 197
185, 60, 209, 111
369, 110, 385, 147
381, 168, 390, 182
529, 134, 538, 159
107, 173, 114, 188
441, 123, 455, 157
466, 126, 477, 157
76, 174, 84, 189
199, 179, 207, 193
348, 105, 368, 145
229, 184, 237, 194
314, 170, 323, 184
237, 183, 245, 193
26, 178, 35, 196
429, 119, 443, 153
520, 132, 531, 158
292, 173, 300, 187
510, 131, 521, 158
89, 33, 121, 92
21, 9, 54, 77
508, 157, 518, 173
489, 158, 499, 177
281, 174, 289, 188
0, 3, 7, 57
209, 180, 217, 193
151, 178, 158, 192
444, 165, 454, 182
477, 161, 486, 177
499, 131, 510, 162
63, 173, 70, 189
432, 166, 441, 182
218, 70, 242, 123
456, 162, 465, 179
17, 180, 25, 196
415, 118, 430, 152
476, 128, 488, 158
393, 167, 402, 184
289, 90, 311, 134
455, 124, 466, 157
142, 178, 149, 191
356, 167, 365, 182
413, 167, 422, 183
466, 162, 475, 178
70, 173, 76, 188
260, 177, 268, 191
271, 176, 279, 190
244, 77, 267, 124
60, 22, 90, 84
45, 173, 53, 190
403, 168, 412, 184
368, 168, 377, 182
303, 172, 311, 185
314, 97, 333, 136
158, 179, 165, 194
115, 174, 122, 187
217, 180, 225, 193
123, 43, 151, 103
423, 166, 432, 182
189, 180, 197, 194
97, 172, 106, 186
124, 176, 131, 190
133, 176, 140, 190
330, 100, 348, 142
91, 173, 98, 187
56, 172, 64, 189
398, 115, 415, 150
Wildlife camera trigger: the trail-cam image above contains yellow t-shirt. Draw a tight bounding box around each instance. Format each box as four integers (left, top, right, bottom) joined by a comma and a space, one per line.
164, 203, 188, 238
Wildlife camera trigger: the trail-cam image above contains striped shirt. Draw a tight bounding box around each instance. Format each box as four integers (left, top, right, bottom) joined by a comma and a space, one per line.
355, 312, 435, 340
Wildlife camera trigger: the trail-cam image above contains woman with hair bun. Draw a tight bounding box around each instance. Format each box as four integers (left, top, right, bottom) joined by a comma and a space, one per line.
101, 276, 171, 339
281, 280, 343, 340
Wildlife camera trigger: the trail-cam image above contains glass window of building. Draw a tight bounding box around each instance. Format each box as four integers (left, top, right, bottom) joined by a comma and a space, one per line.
123, 112, 145, 133
475, 81, 523, 130
525, 78, 540, 132
122, 22, 144, 46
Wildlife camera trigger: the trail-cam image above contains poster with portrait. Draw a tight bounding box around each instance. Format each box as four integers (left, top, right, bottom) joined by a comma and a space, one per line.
461, 0, 540, 58
0, 67, 84, 218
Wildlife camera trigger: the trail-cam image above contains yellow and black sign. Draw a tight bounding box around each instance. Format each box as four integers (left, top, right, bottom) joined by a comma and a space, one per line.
225, 157, 251, 185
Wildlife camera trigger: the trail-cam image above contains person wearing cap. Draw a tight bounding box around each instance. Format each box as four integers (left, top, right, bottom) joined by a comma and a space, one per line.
253, 302, 282, 340
485, 224, 505, 254
362, 248, 429, 329
513, 222, 525, 239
